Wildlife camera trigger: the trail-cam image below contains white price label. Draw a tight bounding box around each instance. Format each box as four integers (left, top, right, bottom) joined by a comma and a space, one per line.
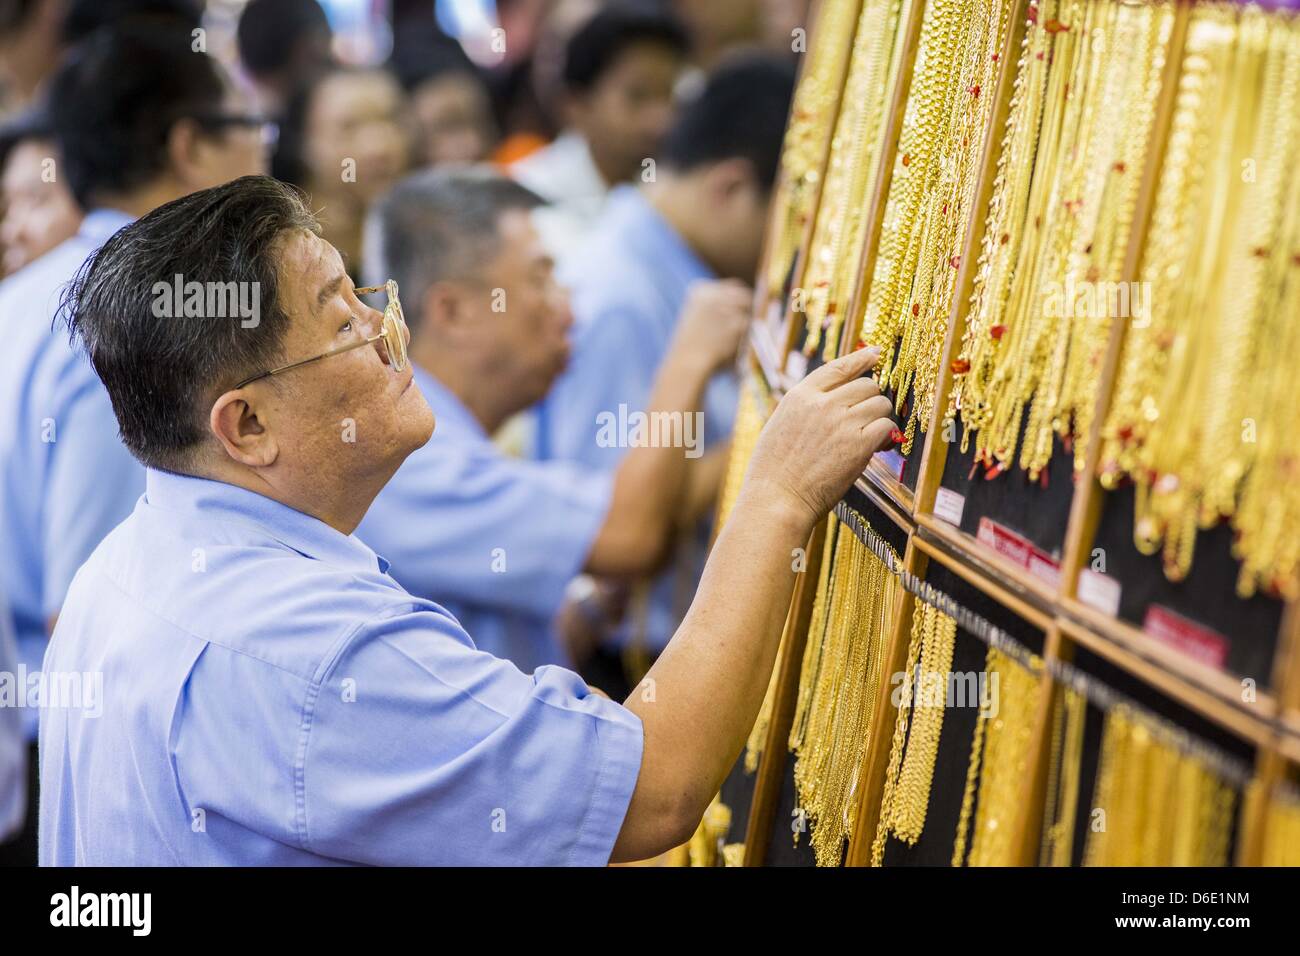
934, 488, 965, 526
1078, 568, 1121, 617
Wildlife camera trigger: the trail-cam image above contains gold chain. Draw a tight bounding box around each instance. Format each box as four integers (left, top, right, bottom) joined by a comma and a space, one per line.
946, 0, 1174, 481
803, 0, 913, 357
1097, 5, 1300, 594
765, 0, 862, 302
954, 646, 1043, 866
790, 511, 901, 865
1082, 705, 1236, 866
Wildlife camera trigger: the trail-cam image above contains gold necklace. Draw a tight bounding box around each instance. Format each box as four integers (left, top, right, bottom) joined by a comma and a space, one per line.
856, 0, 1015, 455
1039, 683, 1086, 865
802, 0, 912, 358
953, 645, 1042, 866
765, 0, 862, 303
746, 514, 839, 774
789, 511, 900, 865
1082, 705, 1236, 866
872, 599, 958, 860
1261, 785, 1300, 866
716, 372, 768, 529
1097, 5, 1300, 593
946, 0, 1174, 481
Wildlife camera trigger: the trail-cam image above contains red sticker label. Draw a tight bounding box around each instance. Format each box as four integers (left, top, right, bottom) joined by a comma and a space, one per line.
1141, 605, 1229, 669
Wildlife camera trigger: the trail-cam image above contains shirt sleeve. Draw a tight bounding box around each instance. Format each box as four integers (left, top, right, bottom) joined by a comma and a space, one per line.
363, 451, 614, 622
41, 353, 145, 619
300, 605, 644, 866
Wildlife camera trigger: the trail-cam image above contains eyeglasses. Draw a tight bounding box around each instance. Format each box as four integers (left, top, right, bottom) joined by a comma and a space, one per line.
232, 279, 408, 390
191, 112, 280, 148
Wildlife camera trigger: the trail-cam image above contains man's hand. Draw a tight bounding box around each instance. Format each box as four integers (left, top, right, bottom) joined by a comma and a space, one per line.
741, 345, 895, 529
669, 279, 754, 374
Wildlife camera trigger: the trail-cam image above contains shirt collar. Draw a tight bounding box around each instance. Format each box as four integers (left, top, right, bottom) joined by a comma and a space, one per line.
144, 468, 391, 575
76, 208, 135, 246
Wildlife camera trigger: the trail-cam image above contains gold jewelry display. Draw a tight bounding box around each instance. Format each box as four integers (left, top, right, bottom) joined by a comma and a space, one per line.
1261, 784, 1300, 866
801, 0, 914, 358
1038, 683, 1086, 866
945, 0, 1174, 480
688, 796, 734, 867
953, 645, 1042, 866
746, 514, 841, 774
871, 599, 958, 863
716, 371, 769, 530
789, 511, 901, 866
1082, 705, 1235, 866
765, 0, 862, 304
855, 0, 1015, 455
1096, 5, 1300, 595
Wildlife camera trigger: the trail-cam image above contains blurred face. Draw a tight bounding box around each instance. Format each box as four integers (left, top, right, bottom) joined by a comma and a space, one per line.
189, 88, 270, 190
254, 230, 433, 486
460, 209, 573, 409
411, 73, 496, 167
0, 138, 80, 275
706, 174, 769, 281
305, 71, 411, 203
570, 41, 682, 184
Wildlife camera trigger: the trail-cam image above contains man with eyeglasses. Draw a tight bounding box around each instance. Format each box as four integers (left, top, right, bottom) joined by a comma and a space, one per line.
0, 24, 267, 865
40, 173, 896, 865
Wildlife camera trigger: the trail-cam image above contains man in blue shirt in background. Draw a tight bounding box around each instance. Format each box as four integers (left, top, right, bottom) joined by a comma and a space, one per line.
0, 24, 267, 864
41, 173, 895, 865
357, 167, 751, 673
536, 55, 796, 694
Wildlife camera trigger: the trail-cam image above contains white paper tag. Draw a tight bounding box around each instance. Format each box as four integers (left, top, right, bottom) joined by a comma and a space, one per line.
1078, 568, 1121, 617
933, 488, 965, 526
783, 349, 808, 382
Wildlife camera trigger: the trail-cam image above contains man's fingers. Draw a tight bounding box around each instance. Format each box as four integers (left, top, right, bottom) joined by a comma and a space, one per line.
834, 376, 882, 407
861, 415, 899, 454
806, 344, 882, 390
853, 393, 894, 421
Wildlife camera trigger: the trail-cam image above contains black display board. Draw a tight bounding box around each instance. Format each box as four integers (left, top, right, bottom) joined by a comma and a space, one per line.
937, 425, 1077, 557
1090, 485, 1283, 687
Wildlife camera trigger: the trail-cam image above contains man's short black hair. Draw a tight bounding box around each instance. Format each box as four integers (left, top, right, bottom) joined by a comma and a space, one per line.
48, 23, 228, 211
237, 0, 330, 79
61, 175, 320, 472
61, 0, 202, 45
562, 1, 689, 93
660, 54, 795, 194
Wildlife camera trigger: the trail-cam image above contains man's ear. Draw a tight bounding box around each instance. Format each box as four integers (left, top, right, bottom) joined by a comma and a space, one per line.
421, 279, 475, 345
210, 389, 279, 468
705, 156, 757, 203
165, 117, 210, 191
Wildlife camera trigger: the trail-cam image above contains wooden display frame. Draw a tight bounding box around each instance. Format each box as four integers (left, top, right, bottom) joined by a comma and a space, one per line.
733, 0, 1300, 866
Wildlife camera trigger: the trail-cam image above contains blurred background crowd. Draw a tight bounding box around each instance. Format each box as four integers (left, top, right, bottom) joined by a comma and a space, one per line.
0, 0, 811, 279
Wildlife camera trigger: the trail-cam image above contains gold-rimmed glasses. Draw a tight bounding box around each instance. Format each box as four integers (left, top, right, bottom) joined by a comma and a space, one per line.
232, 279, 408, 389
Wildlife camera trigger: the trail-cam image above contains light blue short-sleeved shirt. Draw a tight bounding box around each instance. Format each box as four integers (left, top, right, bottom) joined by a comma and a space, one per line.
358, 367, 613, 674
0, 209, 146, 739
39, 468, 643, 866
0, 586, 23, 842
535, 186, 738, 651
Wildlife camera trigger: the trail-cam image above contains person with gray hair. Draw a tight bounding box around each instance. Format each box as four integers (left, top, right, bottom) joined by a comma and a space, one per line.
42, 172, 895, 864
357, 165, 754, 673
